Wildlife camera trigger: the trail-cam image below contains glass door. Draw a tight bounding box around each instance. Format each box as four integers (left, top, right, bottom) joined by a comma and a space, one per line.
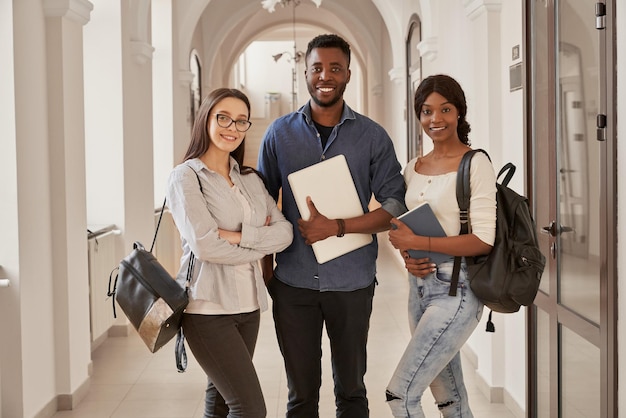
527, 0, 616, 417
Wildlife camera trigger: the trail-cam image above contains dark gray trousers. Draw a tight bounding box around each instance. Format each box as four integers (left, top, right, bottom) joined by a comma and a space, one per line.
268, 278, 375, 418
182, 311, 266, 418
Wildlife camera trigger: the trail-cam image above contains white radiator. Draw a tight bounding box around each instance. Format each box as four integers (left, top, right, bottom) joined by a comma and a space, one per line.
87, 229, 119, 344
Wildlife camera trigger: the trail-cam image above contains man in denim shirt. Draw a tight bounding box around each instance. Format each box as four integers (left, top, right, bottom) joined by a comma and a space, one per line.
257, 34, 406, 418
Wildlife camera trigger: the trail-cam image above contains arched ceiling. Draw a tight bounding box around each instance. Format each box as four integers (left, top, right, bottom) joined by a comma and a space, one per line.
176, 0, 397, 89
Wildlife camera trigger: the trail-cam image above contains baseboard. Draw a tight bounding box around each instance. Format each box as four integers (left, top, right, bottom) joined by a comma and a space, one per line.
57, 378, 91, 410
33, 398, 57, 418
461, 346, 525, 416
503, 389, 525, 418
34, 377, 90, 417
91, 330, 108, 351
474, 370, 504, 403
108, 323, 132, 337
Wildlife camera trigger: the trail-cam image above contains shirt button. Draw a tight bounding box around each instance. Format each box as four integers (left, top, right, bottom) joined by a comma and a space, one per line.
428, 179, 432, 184
314, 275, 319, 280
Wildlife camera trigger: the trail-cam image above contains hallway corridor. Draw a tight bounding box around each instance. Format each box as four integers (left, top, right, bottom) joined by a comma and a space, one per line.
52, 235, 516, 418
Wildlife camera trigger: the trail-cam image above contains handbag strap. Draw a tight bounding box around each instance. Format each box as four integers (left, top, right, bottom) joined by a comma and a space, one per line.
150, 197, 168, 253
449, 149, 491, 296
151, 164, 204, 253
176, 165, 205, 372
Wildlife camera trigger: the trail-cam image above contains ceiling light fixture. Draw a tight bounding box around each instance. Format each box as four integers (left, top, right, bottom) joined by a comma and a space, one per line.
263, 0, 318, 111
261, 0, 322, 13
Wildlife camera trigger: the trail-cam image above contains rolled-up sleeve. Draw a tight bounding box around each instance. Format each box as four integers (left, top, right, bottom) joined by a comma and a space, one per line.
369, 127, 407, 218
166, 166, 265, 265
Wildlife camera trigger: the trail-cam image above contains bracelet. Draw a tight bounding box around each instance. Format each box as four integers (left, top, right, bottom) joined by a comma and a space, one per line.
336, 219, 345, 237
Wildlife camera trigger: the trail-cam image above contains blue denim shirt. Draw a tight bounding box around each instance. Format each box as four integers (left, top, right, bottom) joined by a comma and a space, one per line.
257, 101, 406, 291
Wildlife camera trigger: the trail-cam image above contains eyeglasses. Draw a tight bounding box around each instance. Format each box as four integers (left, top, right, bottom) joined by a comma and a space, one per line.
214, 114, 252, 132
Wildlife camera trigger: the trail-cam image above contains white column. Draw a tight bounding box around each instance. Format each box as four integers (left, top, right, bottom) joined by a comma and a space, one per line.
152, 0, 176, 207
0, 1, 22, 415
462, 0, 506, 397
388, 67, 409, 164
84, 1, 124, 232
43, 0, 94, 410
120, 0, 156, 254
463, 0, 504, 165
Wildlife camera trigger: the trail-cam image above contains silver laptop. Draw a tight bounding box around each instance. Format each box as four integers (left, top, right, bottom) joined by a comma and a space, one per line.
287, 154, 373, 263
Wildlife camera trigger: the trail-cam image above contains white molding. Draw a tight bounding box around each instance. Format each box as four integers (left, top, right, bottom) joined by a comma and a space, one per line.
463, 0, 502, 21
130, 41, 154, 66
462, 344, 518, 411
388, 67, 404, 85
108, 323, 131, 337
43, 0, 93, 26
475, 371, 505, 403
461, 344, 504, 403
179, 70, 195, 87
416, 37, 438, 62
503, 389, 525, 418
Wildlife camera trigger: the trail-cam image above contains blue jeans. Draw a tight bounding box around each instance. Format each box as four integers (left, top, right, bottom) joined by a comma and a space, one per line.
386, 261, 483, 418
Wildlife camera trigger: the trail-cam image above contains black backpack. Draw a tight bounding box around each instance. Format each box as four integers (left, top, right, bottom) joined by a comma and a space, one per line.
449, 149, 546, 332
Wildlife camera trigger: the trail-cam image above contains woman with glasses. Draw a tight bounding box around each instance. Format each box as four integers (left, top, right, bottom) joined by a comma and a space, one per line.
167, 88, 293, 418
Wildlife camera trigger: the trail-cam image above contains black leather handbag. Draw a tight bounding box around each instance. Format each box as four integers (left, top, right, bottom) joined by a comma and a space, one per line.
108, 200, 194, 371
108, 168, 202, 371
113, 239, 188, 353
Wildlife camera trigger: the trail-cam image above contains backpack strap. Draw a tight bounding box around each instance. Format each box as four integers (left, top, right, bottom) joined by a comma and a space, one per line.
449, 149, 490, 296
498, 162, 515, 187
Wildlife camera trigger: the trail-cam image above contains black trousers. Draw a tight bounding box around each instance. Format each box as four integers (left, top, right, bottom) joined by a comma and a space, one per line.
268, 278, 375, 418
182, 311, 266, 418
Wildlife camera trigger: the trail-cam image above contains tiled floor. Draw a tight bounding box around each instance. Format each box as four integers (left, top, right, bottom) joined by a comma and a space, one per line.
53, 234, 516, 417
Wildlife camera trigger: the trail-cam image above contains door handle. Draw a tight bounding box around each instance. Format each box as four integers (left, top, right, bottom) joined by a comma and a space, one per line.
541, 221, 574, 236
542, 221, 558, 237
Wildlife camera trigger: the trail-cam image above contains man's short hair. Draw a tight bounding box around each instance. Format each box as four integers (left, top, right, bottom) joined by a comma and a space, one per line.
305, 34, 351, 67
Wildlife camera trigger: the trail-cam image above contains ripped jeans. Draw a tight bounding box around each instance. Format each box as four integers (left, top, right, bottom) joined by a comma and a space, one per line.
386, 261, 483, 418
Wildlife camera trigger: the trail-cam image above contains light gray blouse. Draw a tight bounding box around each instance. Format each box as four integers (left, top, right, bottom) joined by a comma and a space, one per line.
166, 157, 293, 313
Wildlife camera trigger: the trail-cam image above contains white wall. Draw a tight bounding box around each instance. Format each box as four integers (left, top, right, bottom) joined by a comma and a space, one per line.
0, 0, 19, 415
244, 40, 301, 118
